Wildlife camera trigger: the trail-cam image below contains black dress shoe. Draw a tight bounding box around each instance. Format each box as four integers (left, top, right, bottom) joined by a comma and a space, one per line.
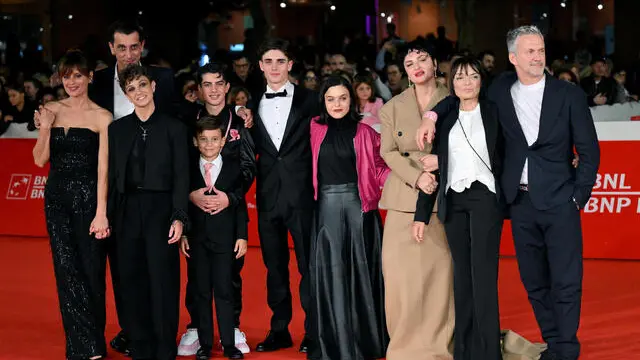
299, 336, 311, 353
255, 330, 293, 352
196, 347, 212, 360
109, 330, 130, 356
223, 345, 244, 359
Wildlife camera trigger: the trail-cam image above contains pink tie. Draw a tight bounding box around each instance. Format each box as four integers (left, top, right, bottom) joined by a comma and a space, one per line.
204, 162, 214, 190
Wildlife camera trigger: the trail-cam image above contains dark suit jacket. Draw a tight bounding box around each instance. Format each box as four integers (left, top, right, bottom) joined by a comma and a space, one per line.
415, 96, 505, 224
187, 156, 248, 253
186, 105, 257, 195
90, 65, 179, 117
488, 73, 600, 210
249, 84, 319, 211
107, 110, 190, 228
580, 75, 618, 106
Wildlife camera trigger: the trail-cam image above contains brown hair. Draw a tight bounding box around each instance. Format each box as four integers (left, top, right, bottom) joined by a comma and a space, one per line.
353, 72, 376, 103
119, 64, 154, 92
195, 115, 227, 137
57, 49, 91, 79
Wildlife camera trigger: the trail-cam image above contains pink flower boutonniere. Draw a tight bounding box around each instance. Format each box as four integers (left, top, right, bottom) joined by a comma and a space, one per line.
229, 129, 241, 141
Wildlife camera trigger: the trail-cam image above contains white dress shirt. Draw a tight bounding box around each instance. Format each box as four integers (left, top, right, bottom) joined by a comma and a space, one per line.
510, 75, 545, 185
113, 65, 135, 120
447, 104, 496, 194
200, 155, 223, 187
258, 81, 295, 151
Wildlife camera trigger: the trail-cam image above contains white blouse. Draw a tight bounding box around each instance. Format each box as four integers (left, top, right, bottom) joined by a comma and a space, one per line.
446, 104, 496, 194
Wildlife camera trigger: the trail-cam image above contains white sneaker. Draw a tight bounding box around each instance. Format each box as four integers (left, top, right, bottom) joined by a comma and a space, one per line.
177, 328, 200, 356
234, 328, 251, 354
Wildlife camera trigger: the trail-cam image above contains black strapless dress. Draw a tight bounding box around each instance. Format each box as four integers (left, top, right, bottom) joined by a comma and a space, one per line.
44, 127, 107, 359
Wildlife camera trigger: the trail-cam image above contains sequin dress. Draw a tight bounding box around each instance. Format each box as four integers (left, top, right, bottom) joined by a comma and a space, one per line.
44, 127, 107, 359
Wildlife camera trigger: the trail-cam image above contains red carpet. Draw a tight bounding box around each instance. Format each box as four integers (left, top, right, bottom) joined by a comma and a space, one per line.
1, 236, 639, 359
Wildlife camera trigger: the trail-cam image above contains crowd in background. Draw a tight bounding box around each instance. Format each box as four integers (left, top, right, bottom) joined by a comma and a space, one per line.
1, 22, 640, 139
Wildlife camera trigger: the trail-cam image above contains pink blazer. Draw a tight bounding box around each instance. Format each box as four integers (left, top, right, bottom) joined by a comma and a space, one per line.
310, 117, 390, 212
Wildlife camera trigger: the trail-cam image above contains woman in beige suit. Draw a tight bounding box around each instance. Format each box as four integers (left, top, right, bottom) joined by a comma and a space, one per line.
379, 40, 455, 360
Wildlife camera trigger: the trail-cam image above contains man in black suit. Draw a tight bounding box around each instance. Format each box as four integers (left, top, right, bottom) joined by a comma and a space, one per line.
250, 38, 318, 353
416, 25, 600, 360
90, 20, 178, 120
487, 26, 600, 360
181, 116, 247, 360
107, 65, 189, 360
90, 19, 179, 355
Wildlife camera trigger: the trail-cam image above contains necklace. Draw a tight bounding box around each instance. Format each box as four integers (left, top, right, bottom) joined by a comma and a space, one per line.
140, 125, 148, 141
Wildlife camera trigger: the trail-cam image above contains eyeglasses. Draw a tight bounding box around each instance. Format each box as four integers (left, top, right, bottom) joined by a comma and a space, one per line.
304, 76, 317, 81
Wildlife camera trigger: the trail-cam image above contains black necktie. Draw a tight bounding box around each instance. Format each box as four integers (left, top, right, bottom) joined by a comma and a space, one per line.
265, 89, 288, 99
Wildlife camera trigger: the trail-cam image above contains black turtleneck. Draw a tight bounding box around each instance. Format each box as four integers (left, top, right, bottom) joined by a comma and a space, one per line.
318, 116, 358, 186
126, 111, 159, 191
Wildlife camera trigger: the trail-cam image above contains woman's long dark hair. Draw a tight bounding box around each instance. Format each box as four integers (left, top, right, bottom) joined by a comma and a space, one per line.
316, 75, 362, 125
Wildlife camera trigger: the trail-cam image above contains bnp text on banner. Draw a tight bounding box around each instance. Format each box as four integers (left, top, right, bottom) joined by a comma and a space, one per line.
585, 173, 640, 214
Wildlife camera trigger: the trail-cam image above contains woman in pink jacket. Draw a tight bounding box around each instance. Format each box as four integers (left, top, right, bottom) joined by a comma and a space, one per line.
307, 75, 390, 360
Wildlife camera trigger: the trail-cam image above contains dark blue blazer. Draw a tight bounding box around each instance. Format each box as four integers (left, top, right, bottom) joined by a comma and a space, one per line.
487, 72, 600, 210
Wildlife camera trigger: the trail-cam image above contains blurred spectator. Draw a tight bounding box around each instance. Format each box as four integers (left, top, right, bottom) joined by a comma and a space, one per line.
37, 87, 57, 105
24, 78, 42, 102
303, 69, 319, 91
55, 85, 68, 100
0, 83, 38, 138
613, 69, 638, 103
555, 68, 579, 85
228, 86, 250, 107
580, 57, 618, 106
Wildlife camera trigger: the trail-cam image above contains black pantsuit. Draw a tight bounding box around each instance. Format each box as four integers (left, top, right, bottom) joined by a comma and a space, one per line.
258, 203, 312, 332
444, 182, 502, 360
118, 192, 180, 360
107, 109, 190, 360
510, 191, 583, 358
415, 97, 505, 360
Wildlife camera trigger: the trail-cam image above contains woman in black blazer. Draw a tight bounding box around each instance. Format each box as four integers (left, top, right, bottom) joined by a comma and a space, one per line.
412, 56, 505, 360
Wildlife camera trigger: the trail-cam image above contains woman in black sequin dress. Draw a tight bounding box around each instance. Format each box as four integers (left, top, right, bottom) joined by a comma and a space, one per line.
33, 50, 113, 360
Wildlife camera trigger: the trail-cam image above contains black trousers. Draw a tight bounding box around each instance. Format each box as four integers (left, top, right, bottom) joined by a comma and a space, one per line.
185, 255, 244, 330
192, 242, 236, 349
510, 191, 583, 360
105, 234, 127, 334
117, 192, 180, 360
444, 182, 502, 360
258, 201, 312, 334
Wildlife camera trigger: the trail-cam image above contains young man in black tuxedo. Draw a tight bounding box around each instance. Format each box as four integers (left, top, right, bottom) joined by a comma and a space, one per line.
107, 65, 189, 360
250, 38, 318, 353
178, 62, 256, 356
90, 19, 179, 355
180, 116, 248, 360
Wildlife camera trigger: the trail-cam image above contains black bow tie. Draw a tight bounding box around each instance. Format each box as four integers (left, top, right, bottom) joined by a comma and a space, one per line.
265, 89, 288, 99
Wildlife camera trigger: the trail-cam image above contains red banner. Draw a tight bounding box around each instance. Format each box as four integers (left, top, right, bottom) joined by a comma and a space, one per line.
2, 122, 639, 259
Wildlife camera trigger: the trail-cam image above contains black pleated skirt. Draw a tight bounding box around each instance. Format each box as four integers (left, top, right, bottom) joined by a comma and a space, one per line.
308, 183, 388, 360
